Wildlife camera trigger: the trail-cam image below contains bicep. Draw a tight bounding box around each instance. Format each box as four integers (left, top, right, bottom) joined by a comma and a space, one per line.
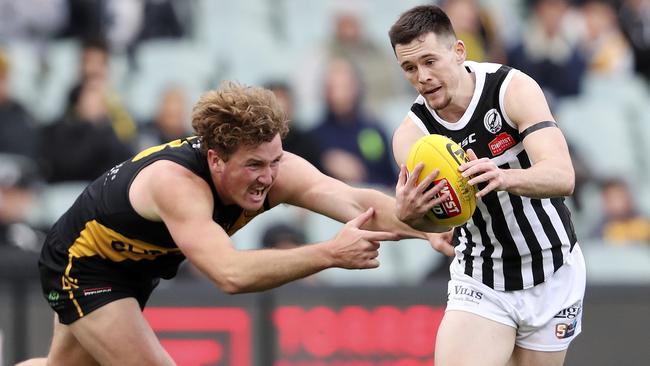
150, 170, 236, 260
505, 72, 572, 167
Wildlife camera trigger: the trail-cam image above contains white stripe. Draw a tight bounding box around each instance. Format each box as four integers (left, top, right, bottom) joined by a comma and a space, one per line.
508, 158, 557, 277
474, 199, 506, 290
499, 69, 518, 130
521, 196, 557, 275
496, 188, 534, 287
407, 109, 430, 136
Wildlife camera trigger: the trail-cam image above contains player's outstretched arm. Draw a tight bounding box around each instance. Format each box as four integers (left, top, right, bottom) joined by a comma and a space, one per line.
135, 160, 398, 294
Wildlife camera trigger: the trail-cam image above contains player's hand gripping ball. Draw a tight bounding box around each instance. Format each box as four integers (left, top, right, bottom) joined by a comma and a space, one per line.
407, 134, 477, 227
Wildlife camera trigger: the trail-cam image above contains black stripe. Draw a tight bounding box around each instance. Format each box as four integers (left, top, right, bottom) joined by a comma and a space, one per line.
508, 192, 545, 285
551, 197, 578, 250
529, 198, 565, 271
411, 103, 442, 134
456, 225, 475, 276
482, 183, 523, 291
519, 152, 567, 271
473, 211, 494, 288
520, 121, 558, 140
513, 152, 545, 284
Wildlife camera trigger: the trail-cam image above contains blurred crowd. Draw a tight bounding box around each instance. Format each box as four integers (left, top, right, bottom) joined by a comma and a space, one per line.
1, 0, 649, 285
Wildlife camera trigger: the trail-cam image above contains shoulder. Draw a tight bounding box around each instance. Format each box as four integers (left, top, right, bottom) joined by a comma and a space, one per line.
503, 70, 553, 130
131, 159, 213, 220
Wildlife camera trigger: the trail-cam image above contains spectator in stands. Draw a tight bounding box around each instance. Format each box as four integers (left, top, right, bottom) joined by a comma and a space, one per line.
580, 0, 634, 77
66, 37, 137, 144
0, 0, 67, 43
40, 78, 133, 182
136, 85, 191, 150
0, 49, 40, 160
506, 0, 587, 107
0, 154, 44, 253
293, 9, 406, 121
441, 0, 506, 63
265, 81, 322, 171
310, 57, 396, 189
618, 0, 650, 84
261, 223, 322, 286
592, 178, 650, 244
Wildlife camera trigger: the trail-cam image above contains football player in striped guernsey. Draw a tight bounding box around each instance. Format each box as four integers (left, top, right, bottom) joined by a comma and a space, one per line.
389, 5, 585, 366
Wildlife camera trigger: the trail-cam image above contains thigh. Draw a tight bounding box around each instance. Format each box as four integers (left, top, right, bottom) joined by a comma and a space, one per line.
68, 297, 175, 366
435, 310, 516, 366
46, 314, 100, 366
507, 346, 567, 366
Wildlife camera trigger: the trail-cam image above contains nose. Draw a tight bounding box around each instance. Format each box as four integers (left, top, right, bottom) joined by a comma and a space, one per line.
257, 166, 273, 185
417, 68, 431, 84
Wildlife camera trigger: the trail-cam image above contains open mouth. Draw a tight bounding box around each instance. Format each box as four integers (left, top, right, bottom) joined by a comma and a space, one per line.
424, 86, 442, 95
249, 187, 266, 201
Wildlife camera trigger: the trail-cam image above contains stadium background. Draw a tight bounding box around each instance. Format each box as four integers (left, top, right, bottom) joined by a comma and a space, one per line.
0, 0, 649, 365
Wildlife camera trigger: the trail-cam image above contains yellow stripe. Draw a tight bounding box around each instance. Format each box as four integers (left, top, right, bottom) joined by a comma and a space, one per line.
69, 220, 180, 262
68, 290, 84, 318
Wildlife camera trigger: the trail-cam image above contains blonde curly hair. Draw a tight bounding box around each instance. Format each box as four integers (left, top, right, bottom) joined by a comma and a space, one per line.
191, 81, 289, 159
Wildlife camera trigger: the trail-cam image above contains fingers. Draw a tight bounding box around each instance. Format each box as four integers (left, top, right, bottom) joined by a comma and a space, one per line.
361, 230, 400, 242
467, 148, 478, 161
406, 163, 424, 187
397, 164, 408, 188
348, 207, 375, 228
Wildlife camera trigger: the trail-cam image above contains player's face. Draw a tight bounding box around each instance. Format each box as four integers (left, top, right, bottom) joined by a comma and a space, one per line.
213, 134, 283, 211
395, 32, 464, 110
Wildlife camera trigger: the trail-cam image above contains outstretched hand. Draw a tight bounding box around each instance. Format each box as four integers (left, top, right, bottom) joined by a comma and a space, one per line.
425, 229, 455, 256
395, 163, 450, 224
329, 208, 400, 269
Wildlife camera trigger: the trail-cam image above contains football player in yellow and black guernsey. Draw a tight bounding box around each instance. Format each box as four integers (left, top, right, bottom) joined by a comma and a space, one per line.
19, 81, 451, 366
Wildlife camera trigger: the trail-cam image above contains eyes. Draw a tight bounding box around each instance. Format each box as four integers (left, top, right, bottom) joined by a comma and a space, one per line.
246, 157, 281, 169
402, 59, 437, 73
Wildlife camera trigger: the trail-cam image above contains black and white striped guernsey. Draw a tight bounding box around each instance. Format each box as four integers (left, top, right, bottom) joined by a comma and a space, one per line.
408, 61, 577, 291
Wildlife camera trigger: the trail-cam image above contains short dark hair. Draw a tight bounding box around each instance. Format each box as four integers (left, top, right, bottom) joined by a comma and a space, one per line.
388, 5, 457, 51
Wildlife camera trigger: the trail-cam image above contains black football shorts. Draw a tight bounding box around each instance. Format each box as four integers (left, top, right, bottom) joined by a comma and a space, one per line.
39, 227, 159, 325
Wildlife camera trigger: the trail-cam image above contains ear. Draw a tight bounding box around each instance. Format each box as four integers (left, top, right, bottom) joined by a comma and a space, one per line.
207, 149, 226, 173
454, 40, 467, 64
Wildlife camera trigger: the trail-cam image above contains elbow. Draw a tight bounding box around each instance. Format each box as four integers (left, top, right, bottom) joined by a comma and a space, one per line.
562, 169, 575, 197
210, 270, 250, 295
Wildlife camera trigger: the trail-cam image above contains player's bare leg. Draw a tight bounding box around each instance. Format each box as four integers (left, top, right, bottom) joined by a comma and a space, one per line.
506, 346, 567, 366
15, 314, 99, 366
435, 310, 516, 366
65, 297, 175, 366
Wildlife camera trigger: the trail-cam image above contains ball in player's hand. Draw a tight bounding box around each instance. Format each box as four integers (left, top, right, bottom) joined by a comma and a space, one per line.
407, 134, 477, 227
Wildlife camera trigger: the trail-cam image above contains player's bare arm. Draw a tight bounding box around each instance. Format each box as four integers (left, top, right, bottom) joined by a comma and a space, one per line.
132, 160, 395, 293
459, 71, 575, 198
272, 152, 445, 239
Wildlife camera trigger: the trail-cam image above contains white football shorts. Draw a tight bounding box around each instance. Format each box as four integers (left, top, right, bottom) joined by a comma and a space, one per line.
445, 244, 586, 351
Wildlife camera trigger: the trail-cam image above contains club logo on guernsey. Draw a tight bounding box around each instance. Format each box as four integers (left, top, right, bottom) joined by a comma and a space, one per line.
484, 108, 502, 134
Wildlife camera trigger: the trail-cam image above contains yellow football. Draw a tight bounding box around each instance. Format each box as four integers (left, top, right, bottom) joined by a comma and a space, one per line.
406, 134, 477, 227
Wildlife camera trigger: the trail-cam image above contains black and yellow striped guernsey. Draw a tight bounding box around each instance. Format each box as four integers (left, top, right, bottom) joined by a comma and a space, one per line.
43, 137, 270, 281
